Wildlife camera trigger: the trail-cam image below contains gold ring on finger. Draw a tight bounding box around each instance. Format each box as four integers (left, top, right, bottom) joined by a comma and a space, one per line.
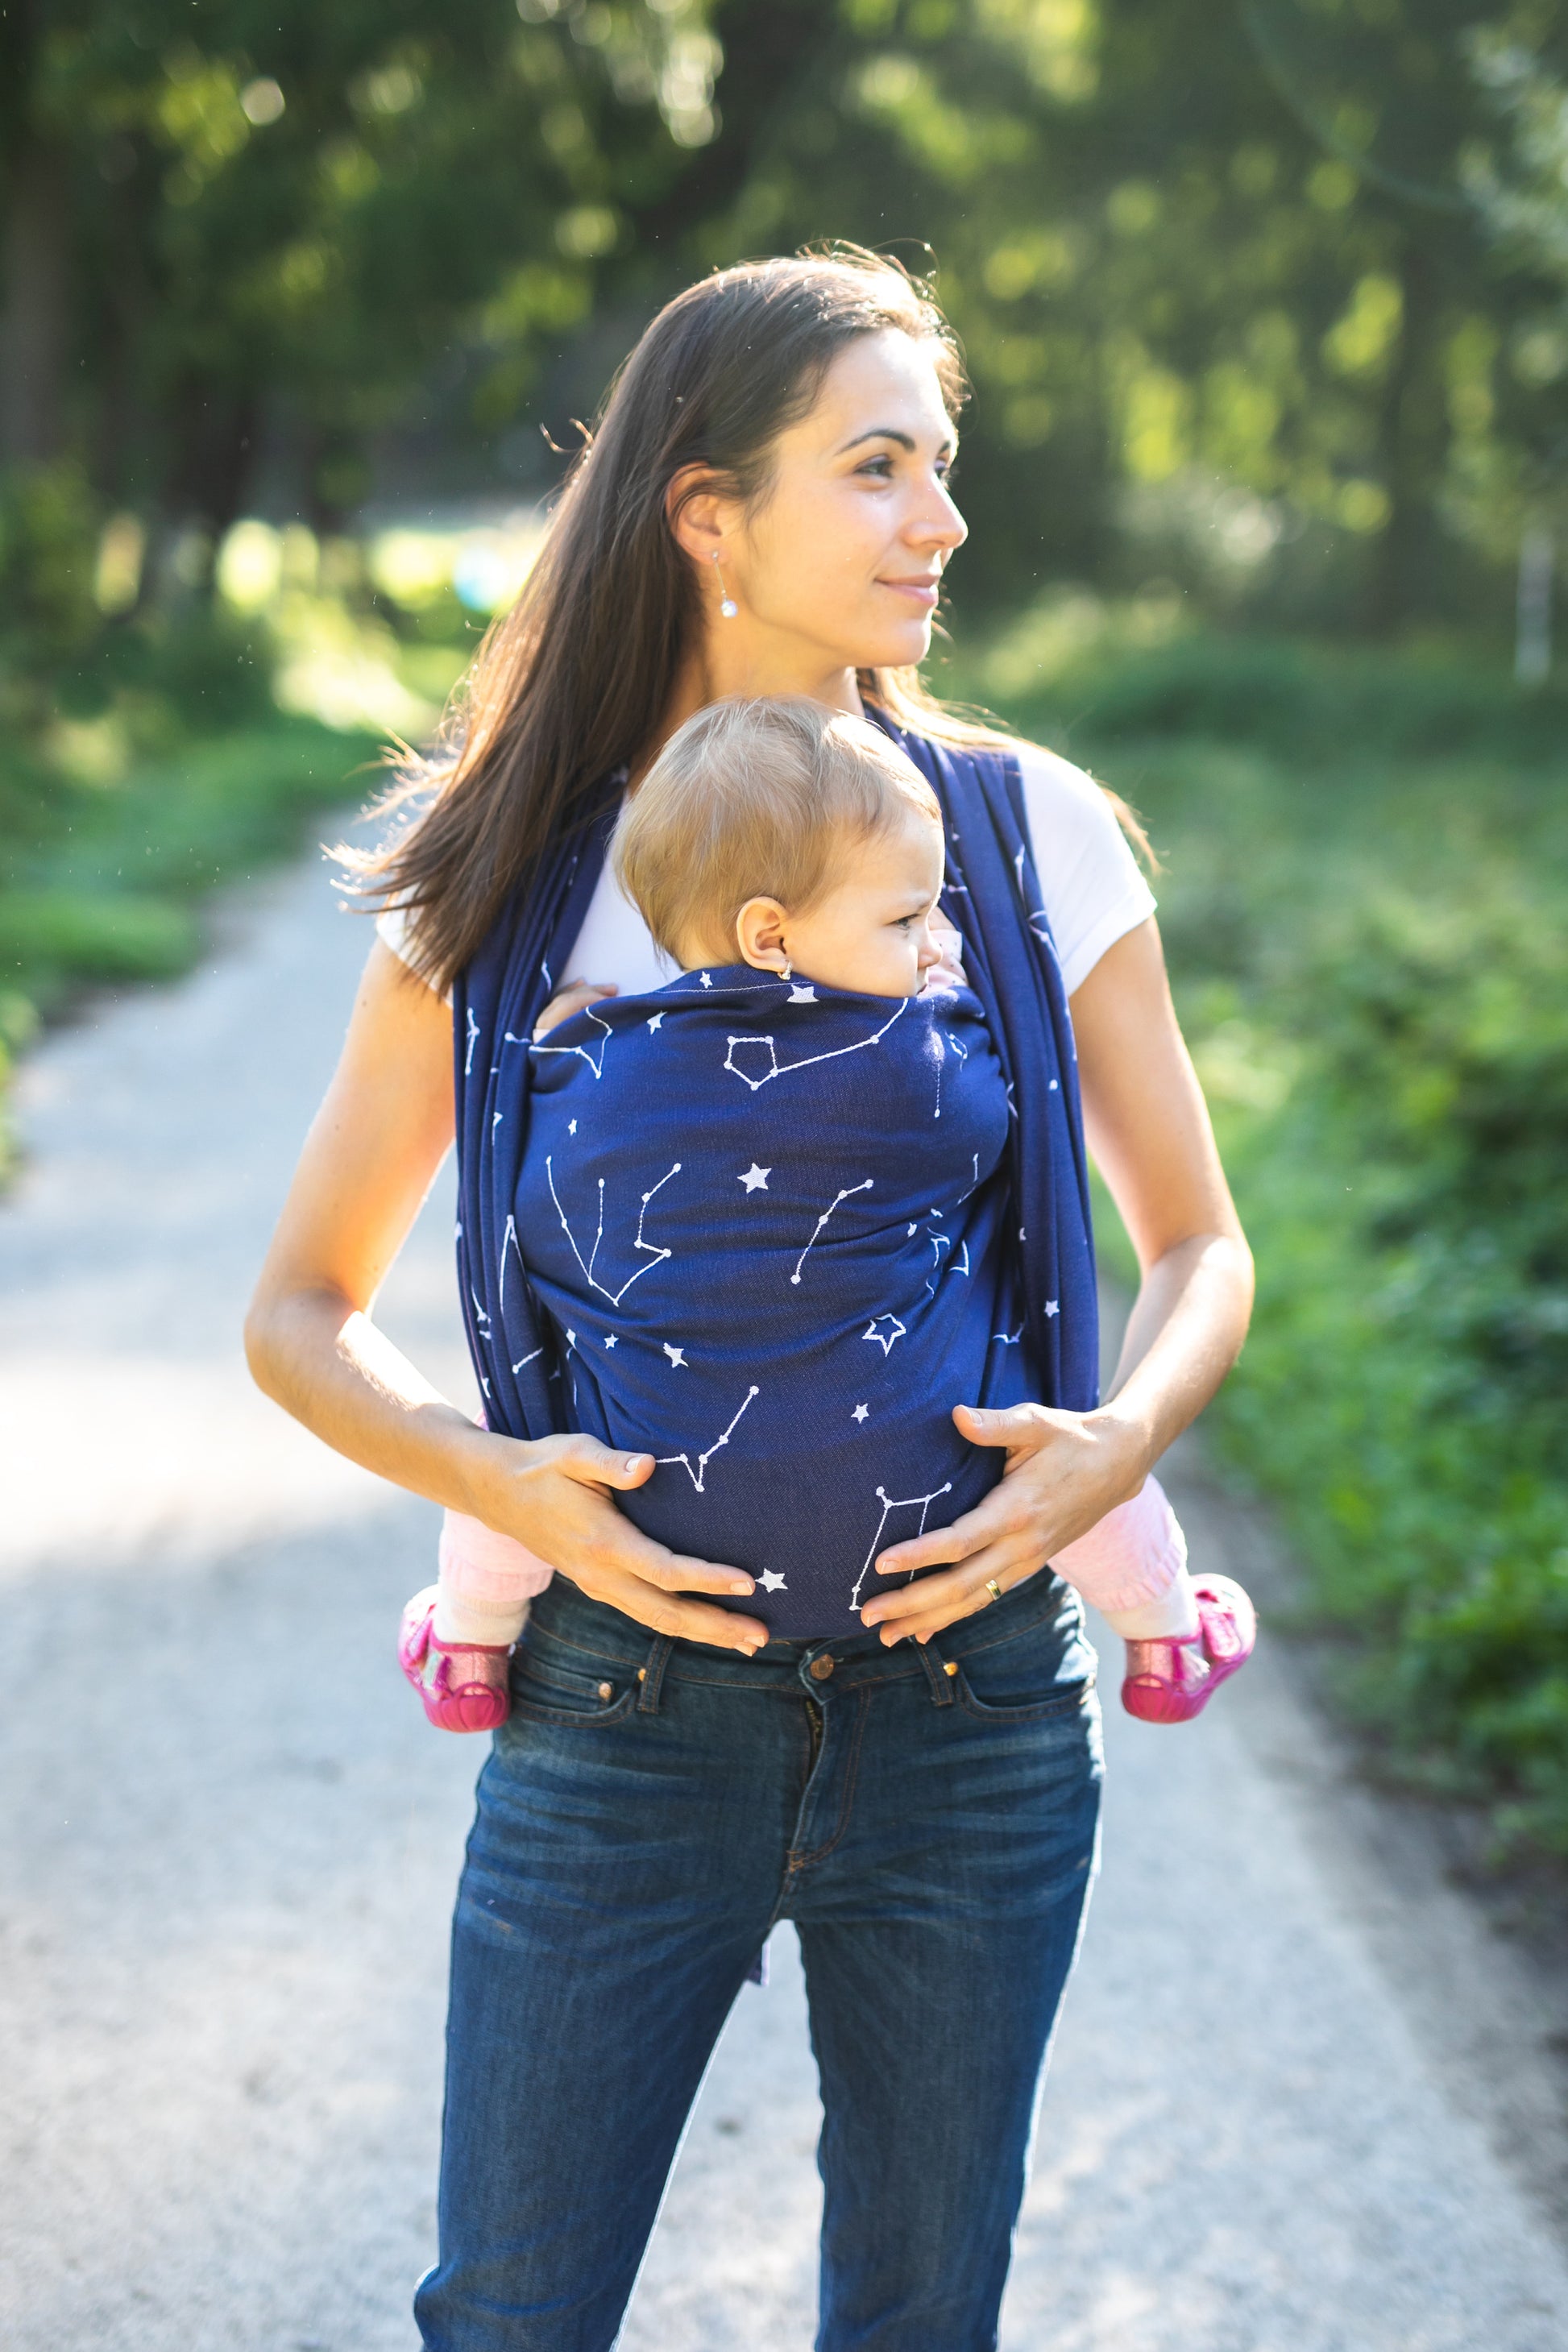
985, 1577, 1003, 1605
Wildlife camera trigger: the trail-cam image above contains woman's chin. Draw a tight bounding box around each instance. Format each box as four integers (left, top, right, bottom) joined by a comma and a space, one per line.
856, 619, 936, 673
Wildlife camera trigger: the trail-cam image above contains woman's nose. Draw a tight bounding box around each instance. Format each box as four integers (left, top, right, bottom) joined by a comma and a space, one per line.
910, 479, 968, 554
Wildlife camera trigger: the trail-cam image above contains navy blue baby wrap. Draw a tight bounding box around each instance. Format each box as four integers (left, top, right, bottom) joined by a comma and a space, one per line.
453, 719, 1101, 1641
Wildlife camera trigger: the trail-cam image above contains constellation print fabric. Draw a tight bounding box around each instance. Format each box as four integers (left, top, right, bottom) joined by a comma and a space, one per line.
453, 728, 1100, 1636
512, 966, 1030, 1637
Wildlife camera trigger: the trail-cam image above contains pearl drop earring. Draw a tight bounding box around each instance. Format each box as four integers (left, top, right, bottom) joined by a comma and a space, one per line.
712, 550, 739, 620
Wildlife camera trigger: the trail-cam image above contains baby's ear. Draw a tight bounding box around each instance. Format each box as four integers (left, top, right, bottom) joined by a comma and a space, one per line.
735, 895, 790, 973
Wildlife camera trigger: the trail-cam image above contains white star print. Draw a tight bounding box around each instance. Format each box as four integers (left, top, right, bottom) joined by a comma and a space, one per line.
568, 1118, 578, 1135
757, 1568, 787, 1592
852, 1403, 869, 1422
647, 1012, 664, 1031
657, 1385, 758, 1489
724, 998, 908, 1092
848, 1480, 954, 1609
787, 983, 817, 1003
604, 1334, 617, 1348
863, 1313, 906, 1357
1044, 1300, 1060, 1317
698, 972, 713, 989
663, 1343, 688, 1367
792, 1180, 874, 1285
566, 1329, 577, 1349
906, 1222, 918, 1237
739, 1163, 770, 1193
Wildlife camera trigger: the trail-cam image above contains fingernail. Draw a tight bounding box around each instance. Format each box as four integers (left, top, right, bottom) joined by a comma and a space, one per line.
624, 1455, 649, 1473
728, 1579, 753, 1595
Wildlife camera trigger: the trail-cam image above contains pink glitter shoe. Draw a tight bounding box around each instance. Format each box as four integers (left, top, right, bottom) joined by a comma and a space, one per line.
1121, 1574, 1257, 1724
398, 1587, 512, 1734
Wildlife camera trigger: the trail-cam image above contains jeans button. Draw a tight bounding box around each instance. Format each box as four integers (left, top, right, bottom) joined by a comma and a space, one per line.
809, 1654, 836, 1682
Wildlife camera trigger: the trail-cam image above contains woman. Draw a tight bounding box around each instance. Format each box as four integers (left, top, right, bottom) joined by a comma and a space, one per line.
247, 248, 1253, 2350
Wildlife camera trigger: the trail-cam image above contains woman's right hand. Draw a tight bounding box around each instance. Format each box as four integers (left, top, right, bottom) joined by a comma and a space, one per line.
468, 1427, 769, 1654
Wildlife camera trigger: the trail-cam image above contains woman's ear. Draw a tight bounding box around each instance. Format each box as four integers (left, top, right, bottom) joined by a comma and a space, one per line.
666, 467, 732, 565
735, 897, 790, 973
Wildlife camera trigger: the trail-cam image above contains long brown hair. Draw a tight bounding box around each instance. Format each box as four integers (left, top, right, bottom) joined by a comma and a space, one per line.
355, 247, 1143, 988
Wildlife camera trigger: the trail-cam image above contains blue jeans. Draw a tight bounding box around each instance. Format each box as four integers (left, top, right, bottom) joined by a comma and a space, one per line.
415, 1571, 1103, 2352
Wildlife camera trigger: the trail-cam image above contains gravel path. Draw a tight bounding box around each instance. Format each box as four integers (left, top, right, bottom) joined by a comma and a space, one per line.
3, 845, 1566, 2350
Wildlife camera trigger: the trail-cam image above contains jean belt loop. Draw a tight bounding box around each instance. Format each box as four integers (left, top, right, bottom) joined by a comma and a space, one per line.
917, 1636, 956, 1707
637, 1634, 674, 1715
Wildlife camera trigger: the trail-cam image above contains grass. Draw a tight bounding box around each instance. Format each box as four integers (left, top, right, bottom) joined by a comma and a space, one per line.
0, 713, 382, 1165
962, 620, 1568, 1857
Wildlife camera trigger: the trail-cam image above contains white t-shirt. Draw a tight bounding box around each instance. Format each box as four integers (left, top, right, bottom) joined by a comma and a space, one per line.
377, 740, 1155, 1002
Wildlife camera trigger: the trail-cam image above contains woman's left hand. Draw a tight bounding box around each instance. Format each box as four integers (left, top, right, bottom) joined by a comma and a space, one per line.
857, 1401, 1143, 1647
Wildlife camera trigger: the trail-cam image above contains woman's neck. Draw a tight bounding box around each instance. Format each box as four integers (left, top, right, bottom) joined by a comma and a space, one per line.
645, 636, 864, 779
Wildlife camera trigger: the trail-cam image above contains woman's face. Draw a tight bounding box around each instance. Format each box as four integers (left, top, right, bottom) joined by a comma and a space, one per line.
720, 331, 969, 682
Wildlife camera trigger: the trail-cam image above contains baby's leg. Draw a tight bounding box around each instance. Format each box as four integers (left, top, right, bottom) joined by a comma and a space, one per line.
1052, 1477, 1255, 1724
400, 1516, 556, 1734
1052, 1475, 1198, 1639
435, 1510, 554, 1648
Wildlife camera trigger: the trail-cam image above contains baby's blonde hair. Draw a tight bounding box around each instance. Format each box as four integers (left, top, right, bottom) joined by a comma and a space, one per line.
612, 697, 941, 967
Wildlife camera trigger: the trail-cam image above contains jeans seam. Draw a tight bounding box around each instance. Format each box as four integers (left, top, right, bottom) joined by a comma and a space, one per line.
507, 1686, 641, 1729
952, 1667, 1099, 1724
787, 1686, 871, 1873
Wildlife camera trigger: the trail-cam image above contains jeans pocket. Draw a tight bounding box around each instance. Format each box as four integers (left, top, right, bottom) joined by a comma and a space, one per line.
509, 1645, 639, 1727
950, 1615, 1097, 1723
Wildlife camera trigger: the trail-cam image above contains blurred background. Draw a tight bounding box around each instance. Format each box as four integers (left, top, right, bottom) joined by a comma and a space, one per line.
2, 0, 1566, 1866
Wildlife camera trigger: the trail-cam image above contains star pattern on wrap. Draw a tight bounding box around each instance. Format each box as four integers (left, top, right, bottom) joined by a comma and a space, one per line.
456, 728, 1101, 1653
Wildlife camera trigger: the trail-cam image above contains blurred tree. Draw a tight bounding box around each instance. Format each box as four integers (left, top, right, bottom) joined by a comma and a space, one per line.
637, 0, 1568, 632
0, 0, 708, 571
3, 0, 1568, 643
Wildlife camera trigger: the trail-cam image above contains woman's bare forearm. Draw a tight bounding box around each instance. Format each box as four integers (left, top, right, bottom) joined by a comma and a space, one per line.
1071, 921, 1255, 1491
1096, 1230, 1255, 1480
246, 1284, 497, 1516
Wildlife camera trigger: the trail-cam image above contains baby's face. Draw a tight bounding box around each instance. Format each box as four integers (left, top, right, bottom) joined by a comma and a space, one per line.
778, 812, 946, 998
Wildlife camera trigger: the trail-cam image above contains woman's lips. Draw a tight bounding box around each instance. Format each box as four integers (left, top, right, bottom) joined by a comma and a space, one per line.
879, 578, 940, 608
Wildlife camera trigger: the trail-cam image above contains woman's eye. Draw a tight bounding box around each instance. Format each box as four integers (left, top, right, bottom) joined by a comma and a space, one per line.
857, 455, 895, 479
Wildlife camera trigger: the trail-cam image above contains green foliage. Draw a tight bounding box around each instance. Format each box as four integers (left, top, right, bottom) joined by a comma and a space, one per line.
0, 464, 105, 754
0, 717, 379, 1013
7, 2, 1568, 638
0, 890, 198, 985
998, 637, 1568, 1856
998, 630, 1568, 766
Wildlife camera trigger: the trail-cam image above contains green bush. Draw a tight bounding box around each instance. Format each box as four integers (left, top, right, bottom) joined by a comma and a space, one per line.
0, 718, 380, 1027
995, 636, 1568, 1857
0, 890, 198, 987
1002, 632, 1568, 769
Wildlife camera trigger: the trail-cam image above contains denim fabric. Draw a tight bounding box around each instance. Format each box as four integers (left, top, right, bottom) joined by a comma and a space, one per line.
415, 1571, 1104, 2352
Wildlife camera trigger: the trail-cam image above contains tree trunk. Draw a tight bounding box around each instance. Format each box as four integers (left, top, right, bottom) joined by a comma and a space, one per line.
0, 139, 71, 467
1363, 237, 1449, 638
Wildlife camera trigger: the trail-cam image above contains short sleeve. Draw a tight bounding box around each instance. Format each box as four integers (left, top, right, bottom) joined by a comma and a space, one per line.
375, 902, 452, 1005
1014, 742, 1156, 997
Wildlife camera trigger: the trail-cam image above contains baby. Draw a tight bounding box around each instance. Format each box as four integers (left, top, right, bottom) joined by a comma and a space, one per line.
400, 698, 1255, 1728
